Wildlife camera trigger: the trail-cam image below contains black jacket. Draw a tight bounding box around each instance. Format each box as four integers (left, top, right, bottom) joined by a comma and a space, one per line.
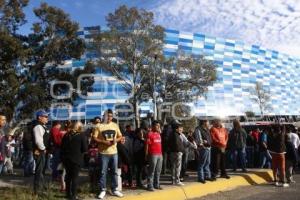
117, 142, 131, 167
169, 131, 185, 153
228, 128, 247, 149
285, 141, 298, 164
132, 138, 145, 164
268, 132, 286, 153
61, 131, 88, 166
23, 130, 34, 151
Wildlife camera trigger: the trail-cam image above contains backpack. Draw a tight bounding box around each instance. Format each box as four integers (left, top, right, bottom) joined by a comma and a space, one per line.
22, 120, 36, 151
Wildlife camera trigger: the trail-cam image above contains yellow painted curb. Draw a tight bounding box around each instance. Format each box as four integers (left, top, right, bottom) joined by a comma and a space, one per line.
184, 170, 273, 199
115, 170, 272, 200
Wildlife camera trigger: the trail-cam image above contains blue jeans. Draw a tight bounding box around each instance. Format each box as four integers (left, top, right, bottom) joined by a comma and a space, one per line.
0, 161, 4, 174
23, 150, 35, 176
197, 148, 211, 181
51, 148, 61, 179
147, 155, 163, 189
259, 150, 272, 168
99, 153, 118, 192
231, 148, 247, 170
246, 146, 254, 168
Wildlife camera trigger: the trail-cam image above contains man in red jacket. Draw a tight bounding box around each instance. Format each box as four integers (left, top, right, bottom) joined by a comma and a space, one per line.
210, 119, 230, 179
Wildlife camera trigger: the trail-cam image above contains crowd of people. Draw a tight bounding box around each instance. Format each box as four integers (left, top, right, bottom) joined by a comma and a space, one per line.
0, 110, 299, 200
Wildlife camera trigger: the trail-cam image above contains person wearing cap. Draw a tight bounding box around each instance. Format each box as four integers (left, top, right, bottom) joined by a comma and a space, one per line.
33, 110, 50, 195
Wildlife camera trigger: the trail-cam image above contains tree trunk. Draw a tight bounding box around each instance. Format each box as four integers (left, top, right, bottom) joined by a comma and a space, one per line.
133, 97, 140, 129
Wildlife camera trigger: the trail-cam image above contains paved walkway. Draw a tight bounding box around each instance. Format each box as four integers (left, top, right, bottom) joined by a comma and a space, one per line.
0, 168, 272, 200
193, 173, 300, 200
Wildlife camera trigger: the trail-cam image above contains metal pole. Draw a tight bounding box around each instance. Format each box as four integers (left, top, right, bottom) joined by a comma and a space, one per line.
153, 55, 157, 120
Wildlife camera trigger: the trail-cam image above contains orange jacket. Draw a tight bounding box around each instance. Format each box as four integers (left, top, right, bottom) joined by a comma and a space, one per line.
210, 127, 228, 148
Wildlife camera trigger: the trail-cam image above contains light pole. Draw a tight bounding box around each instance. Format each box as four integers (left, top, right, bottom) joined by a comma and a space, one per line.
153, 54, 157, 120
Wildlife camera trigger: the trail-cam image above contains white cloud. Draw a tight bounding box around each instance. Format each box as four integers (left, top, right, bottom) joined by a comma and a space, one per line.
153, 0, 300, 57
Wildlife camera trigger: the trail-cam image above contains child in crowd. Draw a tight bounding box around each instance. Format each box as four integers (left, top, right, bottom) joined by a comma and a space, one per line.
1, 131, 15, 174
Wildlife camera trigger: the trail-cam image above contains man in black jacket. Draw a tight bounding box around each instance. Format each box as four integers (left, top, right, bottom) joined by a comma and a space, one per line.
169, 123, 185, 186
169, 123, 196, 186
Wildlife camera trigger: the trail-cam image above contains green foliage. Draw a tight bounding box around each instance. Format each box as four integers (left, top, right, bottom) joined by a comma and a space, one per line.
31, 3, 85, 64
94, 5, 164, 94
0, 2, 93, 122
0, 0, 29, 33
154, 54, 217, 103
92, 5, 165, 127
0, 0, 28, 121
245, 111, 255, 118
93, 5, 217, 126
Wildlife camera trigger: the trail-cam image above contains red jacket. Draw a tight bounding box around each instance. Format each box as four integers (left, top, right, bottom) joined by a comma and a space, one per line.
50, 127, 64, 147
210, 126, 228, 148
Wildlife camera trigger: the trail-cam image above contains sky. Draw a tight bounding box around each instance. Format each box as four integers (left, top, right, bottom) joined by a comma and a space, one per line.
20, 0, 300, 57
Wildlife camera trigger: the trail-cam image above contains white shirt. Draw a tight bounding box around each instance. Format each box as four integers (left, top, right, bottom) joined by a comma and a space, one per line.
6, 139, 15, 153
33, 124, 47, 151
288, 132, 300, 149
179, 134, 197, 149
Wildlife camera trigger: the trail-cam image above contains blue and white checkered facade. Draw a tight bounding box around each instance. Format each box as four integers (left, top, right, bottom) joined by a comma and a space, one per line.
164, 29, 300, 117
51, 27, 300, 120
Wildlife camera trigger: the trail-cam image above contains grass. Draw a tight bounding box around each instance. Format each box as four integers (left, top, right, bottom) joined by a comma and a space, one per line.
0, 182, 94, 200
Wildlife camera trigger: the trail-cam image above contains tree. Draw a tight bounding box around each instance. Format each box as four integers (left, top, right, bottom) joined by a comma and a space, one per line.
0, 0, 29, 33
0, 0, 28, 121
151, 54, 217, 122
18, 2, 95, 120
93, 5, 164, 127
245, 111, 255, 118
0, 2, 94, 122
93, 5, 217, 127
250, 82, 272, 117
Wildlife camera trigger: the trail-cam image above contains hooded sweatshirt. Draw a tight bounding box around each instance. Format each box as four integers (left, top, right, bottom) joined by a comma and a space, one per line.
210, 126, 228, 148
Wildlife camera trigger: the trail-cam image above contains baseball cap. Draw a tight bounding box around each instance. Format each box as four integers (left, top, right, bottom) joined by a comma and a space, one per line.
36, 110, 49, 118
